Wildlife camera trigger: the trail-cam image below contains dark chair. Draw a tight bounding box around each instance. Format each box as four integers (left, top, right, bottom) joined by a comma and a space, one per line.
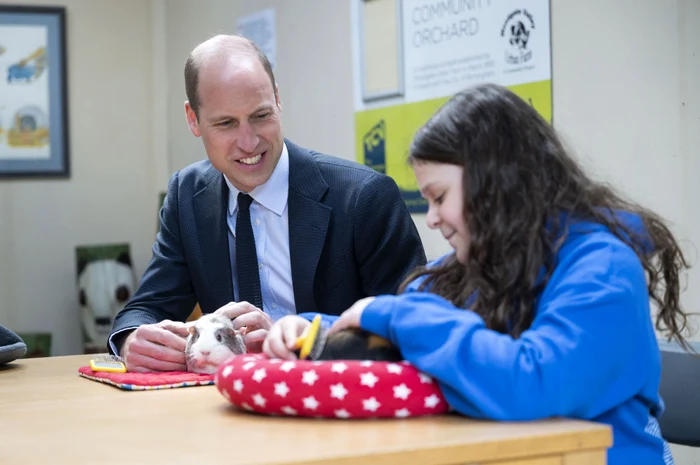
657, 340, 700, 447
0, 324, 27, 365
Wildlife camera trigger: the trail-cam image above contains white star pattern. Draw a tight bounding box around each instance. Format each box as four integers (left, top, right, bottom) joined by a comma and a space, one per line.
302, 370, 320, 386
253, 393, 266, 407
424, 394, 441, 409
330, 383, 349, 400
280, 361, 296, 372
360, 372, 379, 388
331, 362, 348, 373
233, 379, 244, 393
221, 355, 450, 420
252, 368, 267, 383
393, 383, 412, 400
303, 396, 319, 410
334, 409, 351, 418
274, 382, 290, 397
281, 406, 297, 415
386, 363, 403, 374
362, 397, 381, 412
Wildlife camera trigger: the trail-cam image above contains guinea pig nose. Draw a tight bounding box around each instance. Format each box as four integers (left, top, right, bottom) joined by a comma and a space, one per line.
200, 350, 210, 356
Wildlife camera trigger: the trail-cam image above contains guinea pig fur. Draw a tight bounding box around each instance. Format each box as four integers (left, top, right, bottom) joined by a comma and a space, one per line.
317, 328, 403, 362
185, 313, 246, 374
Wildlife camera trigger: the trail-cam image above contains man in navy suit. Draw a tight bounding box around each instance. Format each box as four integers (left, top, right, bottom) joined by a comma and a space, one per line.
109, 35, 426, 372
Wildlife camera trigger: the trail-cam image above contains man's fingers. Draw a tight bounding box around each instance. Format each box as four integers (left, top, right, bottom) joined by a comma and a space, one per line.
130, 338, 186, 365
159, 320, 190, 338
126, 352, 187, 372
243, 329, 268, 347
214, 301, 260, 320
233, 310, 272, 331
142, 326, 187, 352
243, 329, 267, 353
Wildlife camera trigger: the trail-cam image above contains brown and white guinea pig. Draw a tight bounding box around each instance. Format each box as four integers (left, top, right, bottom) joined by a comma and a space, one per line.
185, 313, 247, 374
315, 328, 403, 362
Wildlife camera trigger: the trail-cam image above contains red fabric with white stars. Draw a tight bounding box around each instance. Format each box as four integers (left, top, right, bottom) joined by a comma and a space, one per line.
214, 353, 448, 419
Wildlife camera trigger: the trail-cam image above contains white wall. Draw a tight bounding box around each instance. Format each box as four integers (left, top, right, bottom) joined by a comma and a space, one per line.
0, 0, 167, 356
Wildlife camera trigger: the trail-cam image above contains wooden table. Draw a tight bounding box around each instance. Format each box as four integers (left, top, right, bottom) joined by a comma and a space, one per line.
0, 355, 612, 464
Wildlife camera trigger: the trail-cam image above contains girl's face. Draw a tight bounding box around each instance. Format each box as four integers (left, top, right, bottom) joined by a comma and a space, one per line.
413, 161, 470, 264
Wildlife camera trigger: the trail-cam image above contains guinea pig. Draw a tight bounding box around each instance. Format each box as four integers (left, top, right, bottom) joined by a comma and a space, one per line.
314, 328, 403, 362
185, 313, 247, 374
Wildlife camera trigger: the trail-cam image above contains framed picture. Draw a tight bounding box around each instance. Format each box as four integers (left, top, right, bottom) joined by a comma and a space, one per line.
0, 5, 69, 178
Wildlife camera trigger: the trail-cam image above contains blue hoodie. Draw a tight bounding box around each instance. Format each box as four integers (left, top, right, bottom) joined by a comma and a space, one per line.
300, 212, 674, 465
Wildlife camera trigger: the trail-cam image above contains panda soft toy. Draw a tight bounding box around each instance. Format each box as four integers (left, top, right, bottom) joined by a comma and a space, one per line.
77, 252, 136, 353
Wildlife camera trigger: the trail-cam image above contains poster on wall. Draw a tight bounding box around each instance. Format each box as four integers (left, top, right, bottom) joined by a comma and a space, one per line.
352, 0, 552, 213
236, 8, 277, 70
0, 5, 69, 178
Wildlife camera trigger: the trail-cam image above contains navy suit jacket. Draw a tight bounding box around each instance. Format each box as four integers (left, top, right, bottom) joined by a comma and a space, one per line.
109, 140, 426, 352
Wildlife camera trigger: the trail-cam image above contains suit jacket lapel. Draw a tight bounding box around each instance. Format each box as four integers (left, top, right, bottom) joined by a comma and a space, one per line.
286, 140, 331, 315
194, 166, 233, 308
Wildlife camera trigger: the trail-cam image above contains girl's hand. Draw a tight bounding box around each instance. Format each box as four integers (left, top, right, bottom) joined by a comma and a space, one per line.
262, 315, 311, 360
327, 297, 376, 336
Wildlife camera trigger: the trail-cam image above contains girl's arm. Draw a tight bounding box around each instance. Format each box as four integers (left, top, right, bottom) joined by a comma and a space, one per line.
360, 237, 657, 421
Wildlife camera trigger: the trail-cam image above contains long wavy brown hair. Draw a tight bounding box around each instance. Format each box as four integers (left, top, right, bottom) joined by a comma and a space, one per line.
400, 83, 694, 350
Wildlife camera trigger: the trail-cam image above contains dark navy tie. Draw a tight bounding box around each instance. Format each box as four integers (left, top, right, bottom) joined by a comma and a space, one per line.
236, 193, 263, 310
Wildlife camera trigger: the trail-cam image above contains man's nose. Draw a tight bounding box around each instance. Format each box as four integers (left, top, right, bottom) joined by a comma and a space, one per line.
236, 123, 259, 153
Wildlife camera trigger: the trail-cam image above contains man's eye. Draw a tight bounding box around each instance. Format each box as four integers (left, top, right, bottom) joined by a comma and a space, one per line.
255, 113, 269, 119
435, 194, 445, 204
218, 120, 232, 126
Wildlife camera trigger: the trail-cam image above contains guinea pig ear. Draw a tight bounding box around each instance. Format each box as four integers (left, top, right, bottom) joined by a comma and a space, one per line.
188, 325, 196, 336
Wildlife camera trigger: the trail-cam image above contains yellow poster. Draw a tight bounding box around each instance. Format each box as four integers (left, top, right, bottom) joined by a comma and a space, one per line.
356, 79, 551, 212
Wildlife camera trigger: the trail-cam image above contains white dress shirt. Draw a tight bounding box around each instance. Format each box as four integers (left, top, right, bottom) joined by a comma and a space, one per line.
223, 142, 296, 321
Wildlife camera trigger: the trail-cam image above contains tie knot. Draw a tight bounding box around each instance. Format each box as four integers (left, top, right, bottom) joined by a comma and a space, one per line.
237, 193, 254, 211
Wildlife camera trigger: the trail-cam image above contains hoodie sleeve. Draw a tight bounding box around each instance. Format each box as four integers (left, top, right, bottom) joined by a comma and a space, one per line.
360, 235, 656, 421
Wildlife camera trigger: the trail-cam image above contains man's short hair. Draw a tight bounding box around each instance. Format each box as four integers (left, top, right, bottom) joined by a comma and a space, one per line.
184, 35, 276, 119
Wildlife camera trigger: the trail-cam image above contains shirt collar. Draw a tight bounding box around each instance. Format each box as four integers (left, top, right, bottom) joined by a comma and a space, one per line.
225, 142, 289, 217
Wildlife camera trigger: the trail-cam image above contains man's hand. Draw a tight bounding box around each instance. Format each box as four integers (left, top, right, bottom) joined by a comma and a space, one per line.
262, 315, 311, 361
120, 320, 190, 373
213, 301, 273, 353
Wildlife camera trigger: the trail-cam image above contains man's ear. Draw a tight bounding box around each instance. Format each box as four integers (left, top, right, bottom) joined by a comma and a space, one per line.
274, 84, 282, 112
184, 101, 201, 137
